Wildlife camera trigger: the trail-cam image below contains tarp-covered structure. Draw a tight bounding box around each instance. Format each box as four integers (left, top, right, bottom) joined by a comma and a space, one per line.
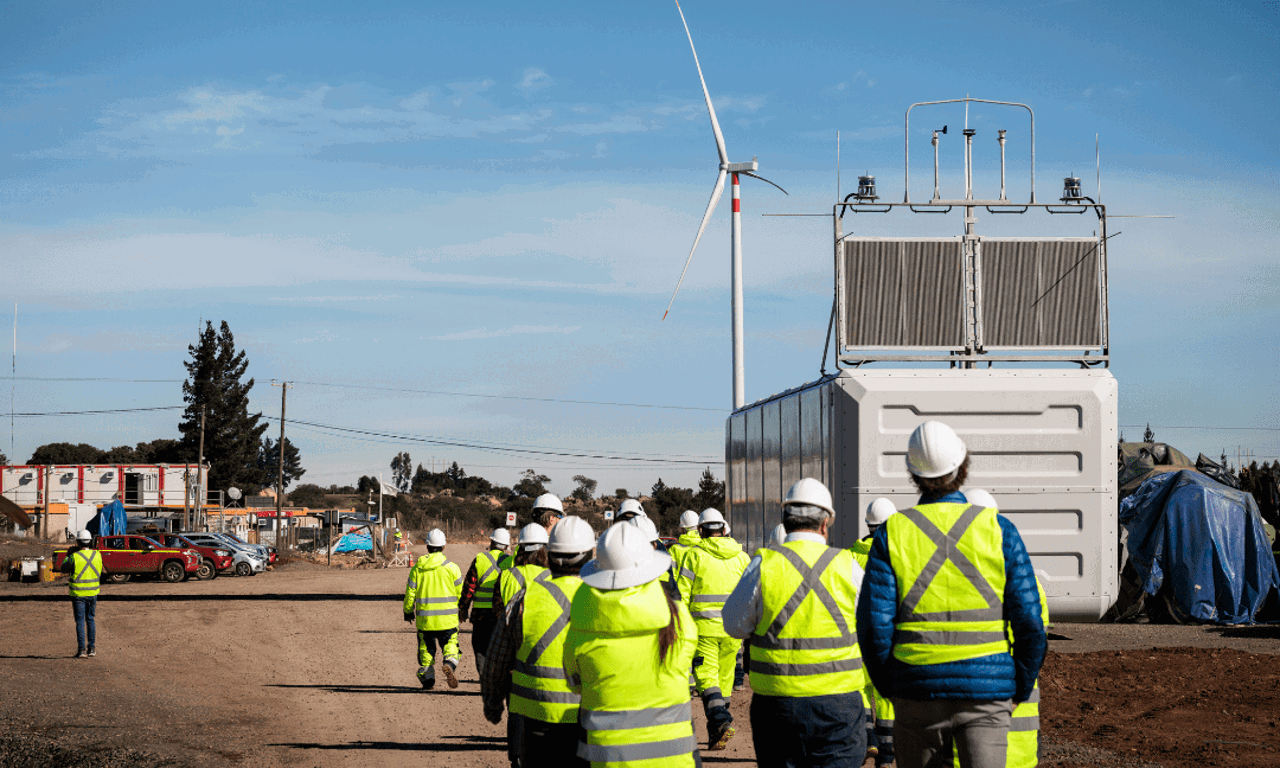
1118, 442, 1195, 500
332, 528, 372, 553
89, 499, 127, 537
1111, 469, 1279, 624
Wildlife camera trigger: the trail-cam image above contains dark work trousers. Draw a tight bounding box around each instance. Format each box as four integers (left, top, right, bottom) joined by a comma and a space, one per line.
522, 719, 586, 768
472, 612, 497, 671
750, 691, 866, 768
72, 596, 97, 652
507, 712, 525, 768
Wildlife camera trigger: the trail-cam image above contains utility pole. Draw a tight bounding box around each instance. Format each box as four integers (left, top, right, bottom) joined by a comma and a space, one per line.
196, 407, 206, 531
272, 381, 292, 548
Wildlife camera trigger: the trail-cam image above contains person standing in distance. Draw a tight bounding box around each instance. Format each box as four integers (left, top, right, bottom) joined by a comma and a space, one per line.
852, 498, 899, 768
667, 510, 702, 571
856, 421, 1045, 768
61, 529, 102, 658
676, 508, 749, 750
459, 528, 512, 677
482, 516, 596, 768
404, 528, 463, 690
723, 478, 869, 768
564, 522, 699, 767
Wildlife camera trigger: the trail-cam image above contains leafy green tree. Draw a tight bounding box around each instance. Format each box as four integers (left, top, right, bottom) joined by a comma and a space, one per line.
390, 451, 413, 493
514, 469, 550, 498
0, 450, 7, 465
571, 475, 598, 503
614, 488, 628, 499
179, 321, 269, 490
649, 478, 695, 534
694, 467, 725, 511
1143, 423, 1155, 443
258, 436, 305, 491
28, 442, 105, 464
288, 483, 327, 508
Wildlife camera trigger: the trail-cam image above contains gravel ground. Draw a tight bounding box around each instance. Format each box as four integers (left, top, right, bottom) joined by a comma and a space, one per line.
3, 538, 1277, 767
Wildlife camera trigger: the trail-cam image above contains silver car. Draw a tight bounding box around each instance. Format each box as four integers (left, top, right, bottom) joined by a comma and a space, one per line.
180, 533, 266, 576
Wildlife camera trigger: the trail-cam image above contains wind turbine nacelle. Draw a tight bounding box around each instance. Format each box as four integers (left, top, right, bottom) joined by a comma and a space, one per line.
725, 161, 758, 173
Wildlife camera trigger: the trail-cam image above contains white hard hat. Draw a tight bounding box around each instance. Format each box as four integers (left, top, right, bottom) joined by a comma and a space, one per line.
906, 420, 967, 478
548, 516, 595, 553
698, 508, 726, 528
782, 478, 834, 519
490, 528, 512, 547
580, 522, 672, 590
866, 498, 898, 527
769, 523, 787, 548
76, 529, 92, 543
532, 493, 564, 515
426, 528, 447, 547
618, 498, 645, 518
965, 488, 998, 510
519, 522, 550, 550
679, 510, 699, 529
626, 515, 661, 543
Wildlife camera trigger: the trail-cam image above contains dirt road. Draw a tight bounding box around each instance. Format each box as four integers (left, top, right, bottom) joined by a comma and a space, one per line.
2, 539, 1277, 767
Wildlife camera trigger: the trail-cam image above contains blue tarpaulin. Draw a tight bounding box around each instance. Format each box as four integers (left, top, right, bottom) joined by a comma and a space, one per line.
333, 528, 372, 553
90, 499, 127, 537
1119, 469, 1279, 624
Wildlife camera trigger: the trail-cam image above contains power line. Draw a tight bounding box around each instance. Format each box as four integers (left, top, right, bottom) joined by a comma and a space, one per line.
11, 405, 183, 417
4, 375, 727, 413
1120, 424, 1280, 432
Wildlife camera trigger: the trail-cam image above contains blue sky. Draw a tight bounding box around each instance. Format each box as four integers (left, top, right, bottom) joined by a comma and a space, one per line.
2, 0, 1277, 496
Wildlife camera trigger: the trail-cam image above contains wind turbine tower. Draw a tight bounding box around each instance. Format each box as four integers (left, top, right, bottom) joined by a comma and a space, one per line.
663, 0, 786, 410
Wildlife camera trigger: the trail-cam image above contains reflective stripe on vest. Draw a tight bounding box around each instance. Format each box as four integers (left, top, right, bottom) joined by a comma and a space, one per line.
750, 541, 866, 697
509, 576, 582, 723
406, 558, 461, 630
689, 593, 729, 620
501, 565, 550, 607
888, 504, 1010, 666
578, 702, 697, 763
69, 549, 102, 598
472, 550, 502, 610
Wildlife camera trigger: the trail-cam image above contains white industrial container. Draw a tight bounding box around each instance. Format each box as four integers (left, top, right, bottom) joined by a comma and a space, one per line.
727, 368, 1118, 621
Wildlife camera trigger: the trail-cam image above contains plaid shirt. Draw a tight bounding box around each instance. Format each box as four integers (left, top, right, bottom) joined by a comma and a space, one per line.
479, 589, 525, 723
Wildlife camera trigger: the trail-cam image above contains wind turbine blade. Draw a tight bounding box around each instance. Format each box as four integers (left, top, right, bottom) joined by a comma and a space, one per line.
663, 169, 727, 321
674, 1, 728, 166
742, 171, 789, 196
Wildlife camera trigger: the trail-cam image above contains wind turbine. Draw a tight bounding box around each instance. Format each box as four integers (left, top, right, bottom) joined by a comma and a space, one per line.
663, 0, 786, 411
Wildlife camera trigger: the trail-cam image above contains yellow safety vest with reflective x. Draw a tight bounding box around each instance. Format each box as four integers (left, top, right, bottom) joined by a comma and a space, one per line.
403, 553, 462, 631
750, 539, 867, 697
677, 536, 749, 638
500, 564, 550, 607
470, 549, 504, 611
69, 548, 103, 598
850, 538, 873, 569
1007, 578, 1049, 768
565, 578, 698, 768
667, 530, 702, 572
886, 503, 1010, 666
510, 574, 585, 724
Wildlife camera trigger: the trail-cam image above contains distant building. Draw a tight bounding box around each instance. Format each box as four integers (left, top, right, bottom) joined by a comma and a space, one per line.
0, 463, 206, 509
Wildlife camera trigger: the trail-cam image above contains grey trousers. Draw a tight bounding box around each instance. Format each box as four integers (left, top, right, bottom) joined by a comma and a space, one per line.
892, 698, 1013, 768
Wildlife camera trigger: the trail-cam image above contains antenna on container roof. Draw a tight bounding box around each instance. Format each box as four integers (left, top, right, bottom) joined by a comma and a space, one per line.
1096, 133, 1101, 202
837, 130, 841, 202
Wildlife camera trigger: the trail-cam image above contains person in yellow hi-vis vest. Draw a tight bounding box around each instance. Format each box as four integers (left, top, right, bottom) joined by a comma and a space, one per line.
724, 478, 870, 768
675, 507, 749, 750
565, 522, 698, 767
459, 527, 512, 677
492, 523, 552, 768
851, 498, 899, 767
482, 516, 596, 768
857, 422, 1046, 768
61, 529, 103, 658
667, 510, 702, 572
403, 528, 463, 690
941, 489, 1049, 768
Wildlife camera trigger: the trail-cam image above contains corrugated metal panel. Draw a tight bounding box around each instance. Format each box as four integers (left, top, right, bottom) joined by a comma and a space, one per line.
760, 400, 782, 555
981, 239, 1100, 347
800, 387, 824, 483
727, 413, 747, 536
842, 239, 964, 348
780, 394, 802, 510
745, 408, 763, 553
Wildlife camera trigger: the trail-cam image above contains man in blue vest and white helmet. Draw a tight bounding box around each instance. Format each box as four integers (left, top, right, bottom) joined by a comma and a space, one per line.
724, 477, 869, 767
856, 420, 1045, 768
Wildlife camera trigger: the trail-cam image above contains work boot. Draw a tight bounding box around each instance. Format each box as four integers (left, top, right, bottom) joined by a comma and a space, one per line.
74, 650, 87, 659
87, 648, 96, 657
708, 721, 735, 751
418, 666, 435, 690
443, 660, 459, 689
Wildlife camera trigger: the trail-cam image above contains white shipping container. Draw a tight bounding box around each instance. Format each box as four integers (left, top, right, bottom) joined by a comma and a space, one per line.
727, 368, 1118, 621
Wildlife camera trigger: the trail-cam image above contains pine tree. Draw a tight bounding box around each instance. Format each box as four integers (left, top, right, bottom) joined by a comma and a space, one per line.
179, 321, 269, 492
258, 436, 305, 491
694, 467, 726, 511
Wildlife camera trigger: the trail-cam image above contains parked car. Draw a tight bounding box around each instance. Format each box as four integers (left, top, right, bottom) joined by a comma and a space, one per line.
53, 535, 201, 584
223, 532, 276, 564
150, 533, 235, 580
177, 533, 266, 576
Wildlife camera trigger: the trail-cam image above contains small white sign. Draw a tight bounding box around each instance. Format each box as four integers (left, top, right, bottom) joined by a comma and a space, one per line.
505, 512, 517, 526
603, 510, 614, 521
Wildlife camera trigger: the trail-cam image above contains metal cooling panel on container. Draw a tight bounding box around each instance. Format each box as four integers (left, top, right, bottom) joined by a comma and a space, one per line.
761, 400, 782, 555
979, 238, 1101, 348
727, 412, 748, 540
745, 407, 764, 554
840, 238, 965, 352
780, 394, 802, 507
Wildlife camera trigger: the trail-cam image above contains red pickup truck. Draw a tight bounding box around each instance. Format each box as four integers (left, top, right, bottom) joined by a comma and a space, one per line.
53, 535, 202, 584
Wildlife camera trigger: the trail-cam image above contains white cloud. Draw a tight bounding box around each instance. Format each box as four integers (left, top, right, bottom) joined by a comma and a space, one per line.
520, 67, 554, 91
509, 133, 551, 143
556, 115, 648, 136
593, 140, 608, 158
427, 324, 581, 341
399, 90, 431, 111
